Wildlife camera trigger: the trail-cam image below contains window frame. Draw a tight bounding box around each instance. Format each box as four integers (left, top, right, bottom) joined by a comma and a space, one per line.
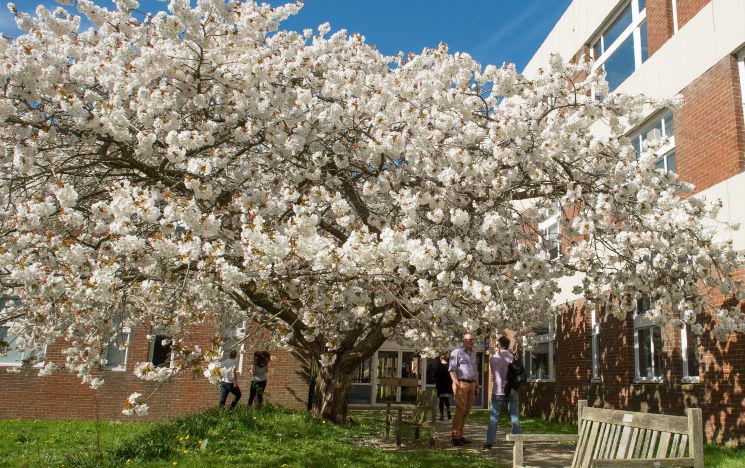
633, 298, 664, 383
102, 325, 131, 371
219, 322, 246, 375
671, 0, 679, 34
680, 324, 701, 383
629, 109, 676, 173
0, 298, 45, 368
524, 316, 556, 383
148, 333, 175, 368
539, 213, 561, 261
590, 303, 601, 382
738, 50, 745, 120
590, 0, 648, 90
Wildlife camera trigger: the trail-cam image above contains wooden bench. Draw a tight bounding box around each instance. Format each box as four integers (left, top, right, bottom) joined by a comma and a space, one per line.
385, 388, 438, 447
506, 400, 704, 468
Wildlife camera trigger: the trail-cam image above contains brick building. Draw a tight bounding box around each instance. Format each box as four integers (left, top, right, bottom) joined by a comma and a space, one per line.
2, 0, 745, 446
518, 0, 745, 445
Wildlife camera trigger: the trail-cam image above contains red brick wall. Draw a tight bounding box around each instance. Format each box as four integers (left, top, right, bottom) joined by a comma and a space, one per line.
646, 0, 675, 56
519, 284, 745, 445
0, 323, 309, 421
676, 54, 745, 192
676, 0, 710, 29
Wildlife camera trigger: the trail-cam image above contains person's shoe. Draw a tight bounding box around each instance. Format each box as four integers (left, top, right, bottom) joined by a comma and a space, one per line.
482, 444, 493, 450
447, 411, 452, 420
451, 438, 465, 447
460, 437, 472, 445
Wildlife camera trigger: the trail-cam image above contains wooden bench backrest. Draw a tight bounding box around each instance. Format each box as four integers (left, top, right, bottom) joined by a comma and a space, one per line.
571, 406, 702, 468
411, 388, 437, 425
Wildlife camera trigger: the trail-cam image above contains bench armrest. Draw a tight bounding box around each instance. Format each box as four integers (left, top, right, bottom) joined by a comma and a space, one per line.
506, 434, 578, 443
591, 457, 695, 467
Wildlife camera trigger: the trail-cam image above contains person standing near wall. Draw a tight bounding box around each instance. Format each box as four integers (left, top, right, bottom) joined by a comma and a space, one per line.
435, 352, 453, 420
248, 351, 270, 407
219, 349, 242, 409
483, 336, 522, 450
449, 332, 478, 446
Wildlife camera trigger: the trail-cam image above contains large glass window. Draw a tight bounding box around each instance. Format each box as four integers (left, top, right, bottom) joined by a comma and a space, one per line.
349, 357, 373, 404
103, 329, 130, 370
539, 213, 560, 260
630, 110, 676, 173
634, 297, 664, 381
150, 335, 173, 367
591, 0, 648, 90
0, 298, 42, 366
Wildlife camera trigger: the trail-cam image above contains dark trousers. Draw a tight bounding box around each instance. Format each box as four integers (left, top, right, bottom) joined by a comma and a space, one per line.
219, 383, 241, 409
248, 380, 267, 406
439, 395, 452, 418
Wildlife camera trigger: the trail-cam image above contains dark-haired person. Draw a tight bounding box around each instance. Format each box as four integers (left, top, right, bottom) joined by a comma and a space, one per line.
248, 351, 270, 407
435, 352, 453, 420
449, 332, 478, 446
219, 349, 242, 409
483, 336, 522, 450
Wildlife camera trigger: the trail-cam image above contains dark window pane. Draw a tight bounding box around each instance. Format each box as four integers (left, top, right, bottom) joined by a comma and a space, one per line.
151, 335, 172, 367
593, 39, 603, 59
401, 352, 420, 379
652, 327, 663, 378
604, 5, 633, 49
105, 334, 128, 368
638, 0, 646, 11
352, 357, 372, 383
640, 20, 648, 62
686, 327, 700, 377
655, 157, 666, 170
638, 328, 653, 378
604, 35, 635, 90
348, 384, 372, 404
376, 385, 396, 402
377, 351, 398, 378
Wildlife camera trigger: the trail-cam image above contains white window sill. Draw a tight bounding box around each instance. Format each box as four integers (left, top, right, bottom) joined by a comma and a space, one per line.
633, 377, 664, 384
590, 377, 602, 384
101, 366, 127, 372
681, 376, 700, 384
527, 379, 556, 383
0, 362, 43, 368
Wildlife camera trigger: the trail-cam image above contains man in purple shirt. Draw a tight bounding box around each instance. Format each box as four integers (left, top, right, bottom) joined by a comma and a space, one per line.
448, 332, 479, 446
483, 335, 522, 450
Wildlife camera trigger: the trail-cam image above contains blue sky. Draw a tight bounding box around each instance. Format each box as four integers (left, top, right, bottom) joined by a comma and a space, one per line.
2, 0, 572, 71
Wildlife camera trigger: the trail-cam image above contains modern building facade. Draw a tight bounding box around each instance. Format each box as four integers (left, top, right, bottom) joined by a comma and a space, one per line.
519, 0, 745, 445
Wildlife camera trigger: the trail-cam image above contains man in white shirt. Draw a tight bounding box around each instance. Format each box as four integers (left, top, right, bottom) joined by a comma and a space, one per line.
219, 349, 242, 409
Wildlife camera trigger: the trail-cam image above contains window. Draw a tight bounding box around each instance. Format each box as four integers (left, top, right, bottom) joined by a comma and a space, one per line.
630, 110, 676, 173
681, 325, 700, 382
591, 0, 648, 90
634, 297, 664, 381
349, 357, 373, 404
738, 51, 745, 118
524, 317, 556, 381
591, 303, 601, 382
539, 213, 560, 260
149, 335, 173, 367
0, 298, 43, 367
671, 0, 679, 33
219, 318, 245, 372
103, 327, 130, 371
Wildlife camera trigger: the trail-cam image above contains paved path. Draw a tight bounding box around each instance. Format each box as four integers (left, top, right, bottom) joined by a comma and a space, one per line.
364, 416, 575, 467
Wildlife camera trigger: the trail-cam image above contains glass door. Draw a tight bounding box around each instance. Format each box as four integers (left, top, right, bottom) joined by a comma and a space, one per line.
375, 350, 423, 404
376, 351, 398, 403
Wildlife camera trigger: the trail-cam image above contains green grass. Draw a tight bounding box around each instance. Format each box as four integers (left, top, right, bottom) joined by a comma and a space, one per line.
469, 409, 578, 434
0, 418, 150, 466
1, 408, 745, 467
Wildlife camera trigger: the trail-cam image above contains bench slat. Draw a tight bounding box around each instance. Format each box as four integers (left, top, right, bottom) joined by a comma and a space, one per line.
614, 426, 632, 459
656, 432, 672, 458
580, 421, 602, 467
592, 422, 609, 461
581, 408, 688, 434
603, 424, 619, 460
572, 419, 591, 467
626, 427, 640, 459
677, 434, 688, 458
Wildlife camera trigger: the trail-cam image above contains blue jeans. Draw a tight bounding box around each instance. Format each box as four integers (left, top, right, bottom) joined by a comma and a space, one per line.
486, 391, 522, 444
219, 383, 241, 409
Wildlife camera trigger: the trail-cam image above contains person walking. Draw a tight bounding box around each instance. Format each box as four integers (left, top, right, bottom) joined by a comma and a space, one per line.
449, 332, 478, 446
483, 336, 522, 450
218, 349, 242, 409
435, 352, 453, 421
248, 351, 270, 407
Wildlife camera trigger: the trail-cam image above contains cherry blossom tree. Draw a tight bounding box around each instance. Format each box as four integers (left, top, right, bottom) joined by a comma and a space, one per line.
0, 0, 742, 422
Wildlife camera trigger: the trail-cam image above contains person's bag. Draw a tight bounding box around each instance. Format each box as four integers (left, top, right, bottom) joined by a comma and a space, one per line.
505, 352, 526, 395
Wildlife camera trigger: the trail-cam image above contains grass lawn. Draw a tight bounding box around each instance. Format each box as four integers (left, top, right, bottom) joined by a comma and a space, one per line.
1, 407, 744, 467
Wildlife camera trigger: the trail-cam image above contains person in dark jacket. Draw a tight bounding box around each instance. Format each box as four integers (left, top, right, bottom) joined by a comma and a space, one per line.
434, 351, 453, 420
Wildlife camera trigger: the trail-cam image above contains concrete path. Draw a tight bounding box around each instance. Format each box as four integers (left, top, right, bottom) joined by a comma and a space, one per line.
361, 415, 575, 467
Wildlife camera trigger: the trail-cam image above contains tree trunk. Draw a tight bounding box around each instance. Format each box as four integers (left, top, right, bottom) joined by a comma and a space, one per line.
310, 356, 359, 423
